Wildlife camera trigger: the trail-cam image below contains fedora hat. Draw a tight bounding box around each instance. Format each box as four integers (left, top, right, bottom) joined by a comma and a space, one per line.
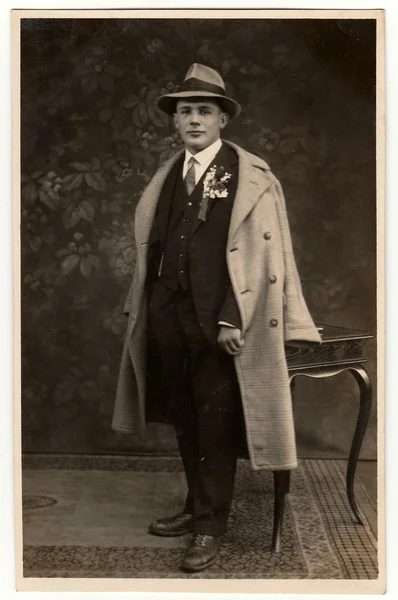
157, 63, 241, 120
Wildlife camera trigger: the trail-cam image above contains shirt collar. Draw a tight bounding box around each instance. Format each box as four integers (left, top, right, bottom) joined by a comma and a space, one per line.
184, 138, 222, 166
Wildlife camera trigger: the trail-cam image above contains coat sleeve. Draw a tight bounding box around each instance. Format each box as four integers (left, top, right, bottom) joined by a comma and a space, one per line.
217, 286, 242, 330
273, 180, 322, 345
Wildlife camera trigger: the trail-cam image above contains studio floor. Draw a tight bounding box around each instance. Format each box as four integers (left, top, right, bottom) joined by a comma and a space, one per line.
21, 455, 378, 580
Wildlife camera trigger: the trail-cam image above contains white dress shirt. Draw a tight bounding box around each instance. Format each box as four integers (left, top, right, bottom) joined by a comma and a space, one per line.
182, 138, 222, 183
182, 137, 237, 330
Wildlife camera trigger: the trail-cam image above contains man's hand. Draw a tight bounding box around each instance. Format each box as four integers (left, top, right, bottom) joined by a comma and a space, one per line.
217, 326, 244, 356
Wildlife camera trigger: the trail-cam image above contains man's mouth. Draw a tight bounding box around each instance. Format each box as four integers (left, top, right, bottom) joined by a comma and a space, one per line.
187, 131, 205, 136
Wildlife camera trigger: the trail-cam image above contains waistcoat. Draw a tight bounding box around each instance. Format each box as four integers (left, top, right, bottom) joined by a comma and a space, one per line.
159, 158, 203, 290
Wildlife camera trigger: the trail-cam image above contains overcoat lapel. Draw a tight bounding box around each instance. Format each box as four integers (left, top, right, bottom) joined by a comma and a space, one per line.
134, 149, 184, 248
223, 140, 275, 245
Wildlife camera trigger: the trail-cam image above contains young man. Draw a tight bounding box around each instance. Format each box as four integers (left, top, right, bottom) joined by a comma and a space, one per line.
112, 63, 321, 572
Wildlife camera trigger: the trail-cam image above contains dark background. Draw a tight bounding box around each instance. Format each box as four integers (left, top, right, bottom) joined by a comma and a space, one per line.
20, 18, 377, 458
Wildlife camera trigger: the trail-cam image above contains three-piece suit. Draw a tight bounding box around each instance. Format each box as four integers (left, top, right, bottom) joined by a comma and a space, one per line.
112, 138, 321, 534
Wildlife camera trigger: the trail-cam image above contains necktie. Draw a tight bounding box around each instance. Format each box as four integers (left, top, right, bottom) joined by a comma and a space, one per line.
184, 156, 196, 196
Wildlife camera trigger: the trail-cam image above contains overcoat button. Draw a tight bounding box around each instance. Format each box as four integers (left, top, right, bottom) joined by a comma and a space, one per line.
269, 274, 277, 283
264, 231, 272, 240
270, 318, 278, 327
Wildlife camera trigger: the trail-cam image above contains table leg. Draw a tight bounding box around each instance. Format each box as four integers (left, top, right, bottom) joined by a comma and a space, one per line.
347, 365, 373, 525
272, 470, 291, 552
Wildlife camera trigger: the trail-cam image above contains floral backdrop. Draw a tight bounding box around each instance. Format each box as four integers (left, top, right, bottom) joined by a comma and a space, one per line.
20, 18, 377, 457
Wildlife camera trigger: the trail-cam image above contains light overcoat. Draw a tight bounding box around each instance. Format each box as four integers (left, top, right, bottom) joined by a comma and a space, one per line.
112, 140, 322, 471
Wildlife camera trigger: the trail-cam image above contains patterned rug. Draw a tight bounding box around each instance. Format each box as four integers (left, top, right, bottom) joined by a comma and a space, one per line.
22, 456, 378, 579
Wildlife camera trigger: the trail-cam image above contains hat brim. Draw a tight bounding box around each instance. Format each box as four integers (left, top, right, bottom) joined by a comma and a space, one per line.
158, 91, 241, 120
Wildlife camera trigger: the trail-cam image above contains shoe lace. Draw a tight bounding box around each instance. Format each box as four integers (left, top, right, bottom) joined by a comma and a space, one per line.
194, 534, 212, 547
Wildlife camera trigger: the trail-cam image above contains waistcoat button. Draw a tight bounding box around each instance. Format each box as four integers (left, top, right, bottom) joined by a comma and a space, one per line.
264, 231, 272, 240
270, 318, 278, 327
269, 274, 277, 283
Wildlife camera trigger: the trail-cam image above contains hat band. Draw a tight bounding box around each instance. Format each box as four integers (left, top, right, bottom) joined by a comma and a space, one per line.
179, 77, 226, 97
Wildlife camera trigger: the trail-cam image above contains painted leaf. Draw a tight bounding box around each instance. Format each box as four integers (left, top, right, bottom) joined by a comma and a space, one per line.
122, 246, 135, 264
80, 257, 93, 278
148, 106, 169, 127
72, 62, 94, 78
222, 60, 231, 76
102, 157, 117, 169
106, 64, 123, 77
41, 230, 56, 245
248, 132, 260, 144
294, 153, 309, 165
29, 235, 42, 252
54, 380, 77, 405
146, 89, 159, 105
91, 157, 101, 171
250, 65, 262, 75
56, 248, 70, 258
63, 204, 78, 229
63, 173, 85, 191
272, 54, 285, 69
39, 189, 58, 210
79, 380, 98, 401
309, 282, 329, 310
139, 85, 148, 100
99, 107, 113, 123
81, 73, 99, 95
111, 163, 122, 174
118, 237, 135, 250
87, 196, 99, 211
88, 254, 100, 269
61, 254, 80, 276
120, 95, 140, 109
278, 137, 299, 155
22, 182, 38, 204
132, 103, 148, 127
100, 73, 115, 94
273, 44, 289, 54
109, 200, 122, 213
69, 162, 92, 172
79, 200, 95, 222
85, 172, 106, 192
285, 162, 307, 183
98, 237, 115, 251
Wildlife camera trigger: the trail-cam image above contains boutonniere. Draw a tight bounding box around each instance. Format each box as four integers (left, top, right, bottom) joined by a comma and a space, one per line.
198, 165, 232, 222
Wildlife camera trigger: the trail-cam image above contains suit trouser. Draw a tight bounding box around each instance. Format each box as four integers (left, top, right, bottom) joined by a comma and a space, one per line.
148, 279, 244, 536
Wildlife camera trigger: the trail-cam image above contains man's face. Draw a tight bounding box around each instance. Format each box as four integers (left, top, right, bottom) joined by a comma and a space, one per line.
173, 99, 229, 154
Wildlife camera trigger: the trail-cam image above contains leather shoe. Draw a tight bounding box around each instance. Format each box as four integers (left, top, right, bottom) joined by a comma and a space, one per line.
181, 533, 222, 572
148, 511, 193, 537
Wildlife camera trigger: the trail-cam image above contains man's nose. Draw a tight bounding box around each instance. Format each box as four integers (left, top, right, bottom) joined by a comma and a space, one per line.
189, 113, 200, 125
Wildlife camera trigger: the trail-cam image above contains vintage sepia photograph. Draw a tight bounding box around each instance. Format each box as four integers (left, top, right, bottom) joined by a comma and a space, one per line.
12, 8, 384, 593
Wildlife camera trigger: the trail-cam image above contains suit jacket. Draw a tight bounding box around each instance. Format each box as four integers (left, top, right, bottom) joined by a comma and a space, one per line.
145, 141, 241, 340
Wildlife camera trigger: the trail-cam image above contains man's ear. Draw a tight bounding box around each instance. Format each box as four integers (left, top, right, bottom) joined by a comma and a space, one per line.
173, 113, 179, 129
220, 112, 230, 130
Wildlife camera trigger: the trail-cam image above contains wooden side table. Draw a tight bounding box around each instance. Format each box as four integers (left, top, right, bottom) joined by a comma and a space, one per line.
271, 324, 373, 552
